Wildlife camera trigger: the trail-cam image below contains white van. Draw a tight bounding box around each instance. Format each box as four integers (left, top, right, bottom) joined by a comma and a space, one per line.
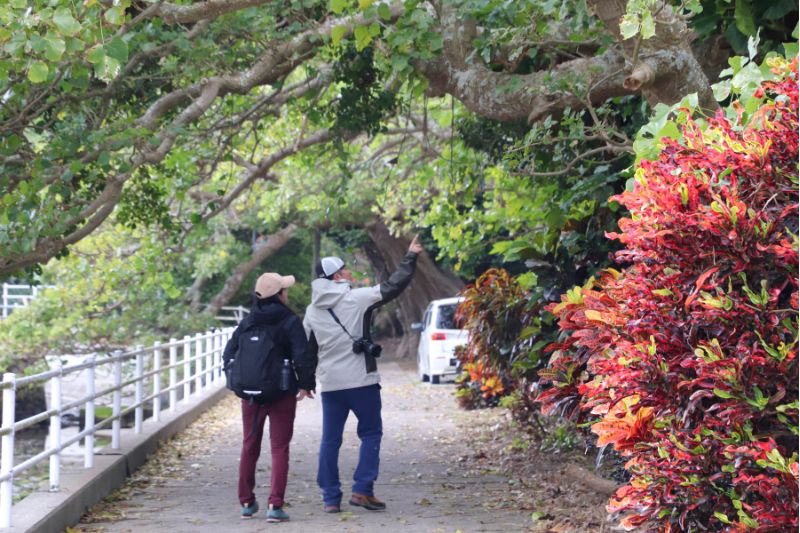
411, 297, 468, 384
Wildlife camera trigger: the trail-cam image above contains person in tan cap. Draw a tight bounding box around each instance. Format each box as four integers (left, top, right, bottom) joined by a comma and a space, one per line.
223, 272, 316, 522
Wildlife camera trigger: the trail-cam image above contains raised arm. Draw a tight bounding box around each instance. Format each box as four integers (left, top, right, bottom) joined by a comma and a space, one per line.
361, 235, 424, 339
377, 235, 423, 303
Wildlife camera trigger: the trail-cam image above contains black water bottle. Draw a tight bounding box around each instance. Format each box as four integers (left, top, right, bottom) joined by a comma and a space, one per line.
279, 359, 292, 391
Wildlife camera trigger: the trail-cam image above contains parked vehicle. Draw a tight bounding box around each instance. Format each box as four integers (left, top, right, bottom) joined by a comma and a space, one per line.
410, 297, 468, 384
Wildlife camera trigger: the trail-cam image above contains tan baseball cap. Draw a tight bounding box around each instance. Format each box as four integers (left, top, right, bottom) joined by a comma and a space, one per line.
254, 272, 295, 298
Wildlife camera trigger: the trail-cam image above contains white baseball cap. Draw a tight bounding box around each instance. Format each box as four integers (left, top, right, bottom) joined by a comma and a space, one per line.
316, 256, 345, 278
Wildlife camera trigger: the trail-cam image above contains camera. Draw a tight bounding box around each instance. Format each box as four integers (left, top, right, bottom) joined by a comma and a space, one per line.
352, 337, 382, 358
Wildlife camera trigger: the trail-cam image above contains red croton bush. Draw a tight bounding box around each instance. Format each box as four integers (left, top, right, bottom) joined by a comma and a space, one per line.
454, 269, 532, 407
538, 58, 799, 531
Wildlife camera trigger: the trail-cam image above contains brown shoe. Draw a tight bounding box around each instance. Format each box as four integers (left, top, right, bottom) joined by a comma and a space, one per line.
349, 493, 386, 511
323, 503, 341, 513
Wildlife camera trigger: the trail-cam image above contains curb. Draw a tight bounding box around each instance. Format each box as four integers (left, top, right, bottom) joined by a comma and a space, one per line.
7, 384, 229, 533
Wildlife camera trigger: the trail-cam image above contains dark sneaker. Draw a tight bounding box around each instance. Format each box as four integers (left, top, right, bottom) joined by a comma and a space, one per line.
349, 493, 386, 511
241, 500, 259, 519
266, 504, 290, 523
323, 503, 341, 513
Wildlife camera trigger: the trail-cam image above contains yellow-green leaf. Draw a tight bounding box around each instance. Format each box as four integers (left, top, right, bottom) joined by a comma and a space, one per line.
331, 25, 347, 46
53, 10, 81, 36
44, 35, 66, 62
86, 45, 104, 64
353, 25, 371, 50
377, 3, 391, 20
104, 6, 126, 25
330, 0, 347, 15
27, 61, 49, 83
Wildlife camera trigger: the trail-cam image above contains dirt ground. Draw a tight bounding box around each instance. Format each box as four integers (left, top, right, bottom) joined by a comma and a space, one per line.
70, 355, 612, 533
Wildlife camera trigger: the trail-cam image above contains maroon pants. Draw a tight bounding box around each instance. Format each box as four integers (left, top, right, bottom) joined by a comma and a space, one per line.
238, 393, 297, 507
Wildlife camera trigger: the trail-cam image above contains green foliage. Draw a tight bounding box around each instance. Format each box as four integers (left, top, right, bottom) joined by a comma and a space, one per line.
117, 166, 179, 232
456, 0, 606, 72
0, 0, 130, 84
223, 232, 315, 312
619, 0, 797, 56
692, 0, 798, 54
634, 40, 795, 163
538, 421, 580, 453
328, 46, 398, 137
0, 226, 211, 366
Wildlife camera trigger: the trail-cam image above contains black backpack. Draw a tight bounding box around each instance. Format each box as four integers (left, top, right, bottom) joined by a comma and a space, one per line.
225, 320, 289, 403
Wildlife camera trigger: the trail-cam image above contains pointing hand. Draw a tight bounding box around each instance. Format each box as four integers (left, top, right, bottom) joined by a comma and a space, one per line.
408, 234, 423, 254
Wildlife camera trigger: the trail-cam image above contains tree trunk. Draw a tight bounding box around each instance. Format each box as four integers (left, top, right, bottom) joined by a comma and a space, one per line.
186, 275, 207, 312
311, 229, 321, 281
363, 221, 464, 358
205, 224, 297, 315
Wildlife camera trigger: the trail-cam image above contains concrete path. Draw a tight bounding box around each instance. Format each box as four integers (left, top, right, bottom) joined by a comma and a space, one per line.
74, 360, 533, 533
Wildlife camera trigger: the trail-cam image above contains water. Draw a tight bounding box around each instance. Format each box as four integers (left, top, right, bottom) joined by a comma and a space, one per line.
8, 353, 138, 502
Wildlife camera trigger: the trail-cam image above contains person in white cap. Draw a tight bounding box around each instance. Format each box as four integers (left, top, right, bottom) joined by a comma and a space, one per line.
304, 236, 424, 513
222, 272, 316, 522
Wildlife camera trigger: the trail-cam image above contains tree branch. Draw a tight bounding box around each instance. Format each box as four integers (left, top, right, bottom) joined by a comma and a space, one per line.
151, 0, 273, 24
511, 145, 631, 178
417, 1, 716, 123
205, 223, 298, 314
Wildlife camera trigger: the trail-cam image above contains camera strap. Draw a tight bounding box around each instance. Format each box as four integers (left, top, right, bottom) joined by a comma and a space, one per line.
329, 309, 379, 374
327, 309, 357, 340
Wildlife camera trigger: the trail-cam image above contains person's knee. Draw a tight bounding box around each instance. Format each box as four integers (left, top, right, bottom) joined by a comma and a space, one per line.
357, 424, 382, 440
321, 434, 343, 448
270, 441, 291, 453
242, 436, 263, 450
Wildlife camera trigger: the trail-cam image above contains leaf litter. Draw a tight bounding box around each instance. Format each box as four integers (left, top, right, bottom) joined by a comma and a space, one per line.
73, 396, 237, 531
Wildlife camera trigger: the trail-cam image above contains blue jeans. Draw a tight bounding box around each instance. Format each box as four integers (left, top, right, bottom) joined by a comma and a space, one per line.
317, 384, 382, 505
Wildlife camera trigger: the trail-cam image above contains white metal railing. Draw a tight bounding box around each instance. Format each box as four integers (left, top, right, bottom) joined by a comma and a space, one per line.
0, 326, 233, 528
215, 305, 249, 324
1, 284, 54, 318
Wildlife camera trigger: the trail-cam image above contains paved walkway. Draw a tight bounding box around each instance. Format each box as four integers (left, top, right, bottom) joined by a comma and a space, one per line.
75, 360, 533, 532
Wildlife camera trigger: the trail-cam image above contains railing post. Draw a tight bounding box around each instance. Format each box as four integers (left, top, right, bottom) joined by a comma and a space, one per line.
112, 355, 122, 450
1, 373, 16, 528
182, 335, 191, 402
208, 331, 215, 388
84, 356, 95, 469
1, 284, 7, 319
221, 329, 229, 380
48, 364, 62, 491
153, 342, 161, 422
134, 350, 144, 434
211, 330, 219, 384
194, 333, 202, 394
218, 330, 226, 380
169, 339, 177, 412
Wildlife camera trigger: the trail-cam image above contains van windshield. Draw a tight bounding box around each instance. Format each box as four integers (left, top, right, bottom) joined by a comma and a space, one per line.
436, 304, 463, 330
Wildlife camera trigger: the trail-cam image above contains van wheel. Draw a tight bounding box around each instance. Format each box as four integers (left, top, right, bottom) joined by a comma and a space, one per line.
431, 375, 440, 385
421, 373, 430, 383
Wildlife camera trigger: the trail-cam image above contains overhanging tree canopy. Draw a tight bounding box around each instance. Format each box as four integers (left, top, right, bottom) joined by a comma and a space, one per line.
0, 0, 796, 280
